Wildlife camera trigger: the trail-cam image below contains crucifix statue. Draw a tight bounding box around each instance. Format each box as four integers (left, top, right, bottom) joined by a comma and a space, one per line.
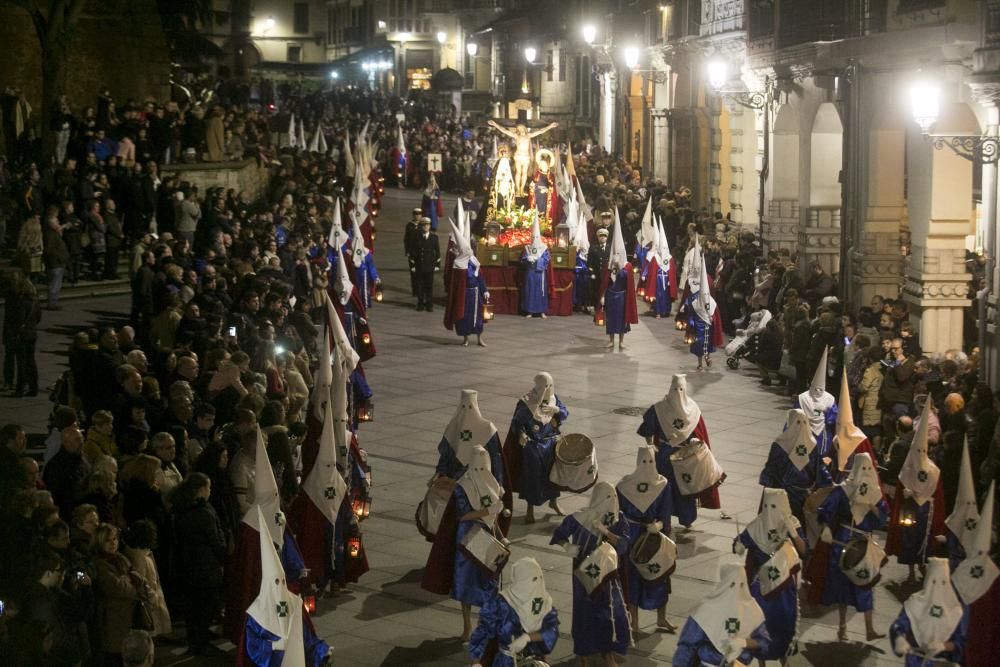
487, 120, 559, 196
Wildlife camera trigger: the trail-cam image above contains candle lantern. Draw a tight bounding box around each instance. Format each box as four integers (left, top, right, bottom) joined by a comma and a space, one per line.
900, 497, 919, 527
555, 221, 571, 248
352, 493, 372, 520
375, 285, 384, 302
637, 286, 646, 298
347, 535, 361, 558
483, 301, 495, 321
485, 219, 502, 246
361, 332, 372, 345
595, 311, 605, 326
683, 328, 695, 345
357, 400, 374, 423
675, 319, 687, 331
304, 595, 317, 613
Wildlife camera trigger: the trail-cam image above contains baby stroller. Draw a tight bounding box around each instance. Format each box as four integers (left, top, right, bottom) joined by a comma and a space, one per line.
724, 309, 772, 369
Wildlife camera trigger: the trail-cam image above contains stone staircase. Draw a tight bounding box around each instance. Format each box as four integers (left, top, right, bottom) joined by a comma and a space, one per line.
0, 255, 132, 304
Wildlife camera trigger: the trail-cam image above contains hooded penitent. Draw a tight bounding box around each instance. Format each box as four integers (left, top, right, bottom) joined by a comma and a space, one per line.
898, 399, 941, 506
349, 210, 370, 269
458, 445, 504, 528
246, 506, 299, 640
639, 197, 655, 248
797, 347, 835, 437
945, 437, 981, 555
653, 374, 702, 446
333, 239, 354, 306
835, 365, 868, 470
842, 452, 882, 525
747, 488, 801, 553
442, 389, 498, 466
902, 557, 964, 650
952, 481, 999, 604
521, 372, 559, 422
243, 428, 286, 546
609, 207, 628, 270
301, 399, 348, 526
500, 557, 553, 633
328, 198, 348, 251
574, 480, 620, 535
774, 409, 817, 471
616, 445, 668, 513
524, 210, 548, 263
691, 563, 765, 658
691, 243, 716, 325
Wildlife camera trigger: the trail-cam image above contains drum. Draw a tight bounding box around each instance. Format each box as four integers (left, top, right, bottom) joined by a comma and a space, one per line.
415, 478, 454, 540
459, 523, 511, 578
838, 535, 887, 588
629, 531, 677, 582
757, 540, 802, 597
574, 541, 618, 596
670, 439, 724, 497
803, 486, 835, 549
549, 433, 599, 493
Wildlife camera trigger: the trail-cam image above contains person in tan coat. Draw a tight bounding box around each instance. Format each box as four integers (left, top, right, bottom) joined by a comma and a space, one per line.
92, 523, 145, 661
857, 345, 884, 445
122, 520, 172, 637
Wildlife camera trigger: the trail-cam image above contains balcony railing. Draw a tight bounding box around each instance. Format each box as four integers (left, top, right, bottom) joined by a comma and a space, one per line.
750, 0, 887, 52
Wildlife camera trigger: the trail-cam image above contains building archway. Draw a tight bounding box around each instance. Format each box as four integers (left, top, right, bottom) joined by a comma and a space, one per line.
800, 101, 844, 276
763, 102, 800, 251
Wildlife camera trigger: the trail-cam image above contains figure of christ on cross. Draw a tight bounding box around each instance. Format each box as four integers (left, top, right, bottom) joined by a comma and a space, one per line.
487, 120, 559, 196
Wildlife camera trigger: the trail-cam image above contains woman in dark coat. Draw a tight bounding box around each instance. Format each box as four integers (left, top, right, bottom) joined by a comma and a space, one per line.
171, 472, 228, 655
192, 443, 241, 545
9, 277, 41, 397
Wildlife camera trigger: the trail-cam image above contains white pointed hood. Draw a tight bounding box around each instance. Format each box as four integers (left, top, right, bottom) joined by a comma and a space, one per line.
397, 125, 406, 155
328, 198, 348, 251
521, 372, 559, 422
288, 114, 297, 148
946, 438, 981, 554
903, 557, 964, 651
297, 120, 307, 153
246, 506, 299, 639
241, 428, 285, 545
774, 409, 817, 471
442, 389, 498, 466
302, 399, 348, 526
691, 563, 765, 656
639, 197, 655, 248
501, 557, 553, 634
616, 445, 668, 513
843, 452, 882, 525
565, 194, 579, 246
333, 238, 354, 306
458, 445, 503, 527
524, 210, 547, 262
644, 215, 663, 269
609, 207, 628, 270
324, 294, 358, 455
343, 129, 355, 176
685, 236, 704, 293
835, 365, 868, 469
351, 161, 370, 217
574, 480, 620, 535
691, 246, 716, 324
653, 374, 702, 446
747, 488, 801, 554
281, 596, 307, 667
349, 209, 370, 269
310, 323, 335, 422
656, 216, 671, 264
574, 202, 590, 256
899, 399, 941, 505
317, 125, 328, 155
447, 218, 478, 274
797, 347, 835, 436
953, 482, 999, 604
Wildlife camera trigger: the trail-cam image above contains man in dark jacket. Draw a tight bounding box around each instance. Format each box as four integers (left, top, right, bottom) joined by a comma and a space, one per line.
879, 337, 916, 441
42, 426, 90, 519
410, 217, 440, 311
131, 251, 156, 345
103, 199, 124, 279
802, 261, 836, 312
403, 207, 422, 296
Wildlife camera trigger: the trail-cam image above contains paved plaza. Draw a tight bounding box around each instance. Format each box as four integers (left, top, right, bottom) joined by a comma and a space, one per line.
15, 188, 911, 665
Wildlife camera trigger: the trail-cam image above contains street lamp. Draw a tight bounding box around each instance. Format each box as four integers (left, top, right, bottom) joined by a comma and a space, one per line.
524, 46, 536, 64
623, 46, 640, 70
909, 81, 998, 163
583, 24, 597, 46
329, 71, 339, 80
437, 31, 447, 45
467, 42, 478, 57
707, 59, 729, 91
264, 16, 275, 31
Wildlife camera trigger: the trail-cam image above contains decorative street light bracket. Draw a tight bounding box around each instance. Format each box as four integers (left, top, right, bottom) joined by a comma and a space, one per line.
929, 134, 1000, 164
628, 68, 669, 85
715, 89, 767, 110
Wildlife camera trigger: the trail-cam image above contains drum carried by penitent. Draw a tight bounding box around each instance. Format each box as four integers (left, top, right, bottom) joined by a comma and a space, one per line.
629, 530, 677, 583
803, 486, 835, 549
669, 438, 725, 497
460, 523, 511, 578
415, 477, 455, 540
549, 433, 599, 493
838, 535, 887, 588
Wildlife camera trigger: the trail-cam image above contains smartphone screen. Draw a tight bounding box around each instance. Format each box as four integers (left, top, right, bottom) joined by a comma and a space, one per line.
228, 326, 237, 337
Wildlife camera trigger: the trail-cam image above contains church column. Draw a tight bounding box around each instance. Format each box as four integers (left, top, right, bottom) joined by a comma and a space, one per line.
708, 95, 723, 214
902, 102, 974, 354
598, 69, 617, 153
651, 108, 670, 182
851, 80, 905, 304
